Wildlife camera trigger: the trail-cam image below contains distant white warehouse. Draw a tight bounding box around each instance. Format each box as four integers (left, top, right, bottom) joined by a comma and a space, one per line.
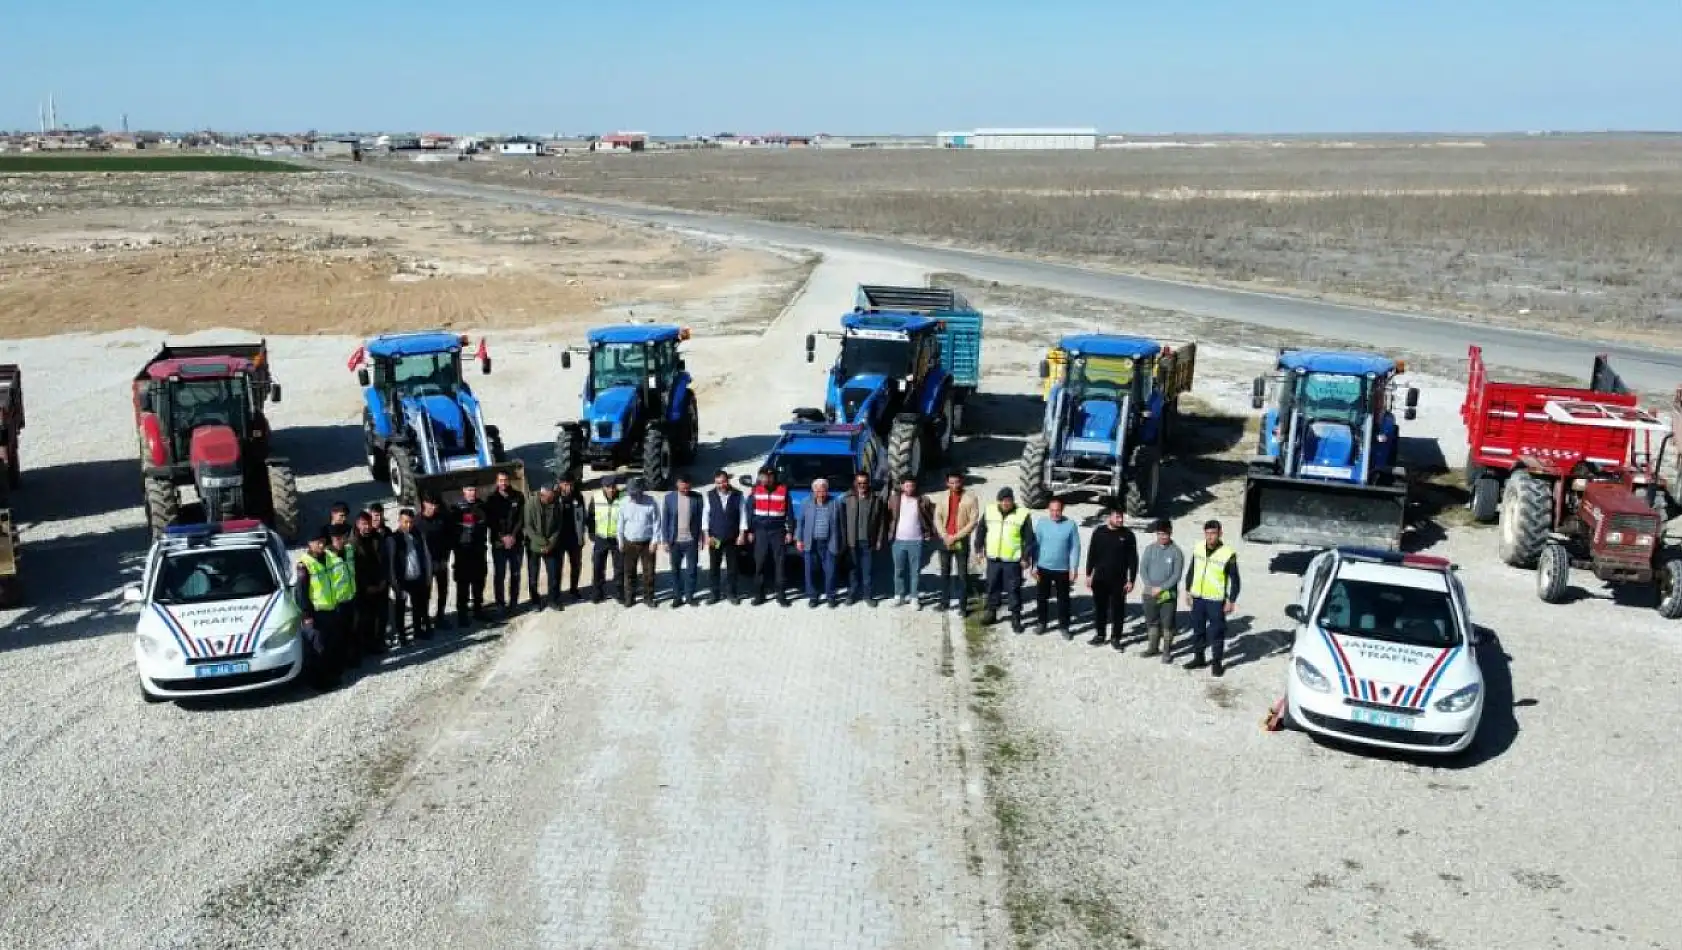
940, 127, 1098, 150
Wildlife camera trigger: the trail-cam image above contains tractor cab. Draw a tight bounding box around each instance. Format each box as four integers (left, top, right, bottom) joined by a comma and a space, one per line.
1252, 351, 1419, 483
139, 362, 261, 469
563, 325, 689, 407
1042, 335, 1163, 452
357, 332, 488, 408
553, 324, 699, 490
808, 313, 944, 429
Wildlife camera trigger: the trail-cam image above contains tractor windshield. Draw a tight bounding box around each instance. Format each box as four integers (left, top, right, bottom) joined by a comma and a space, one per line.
1068, 356, 1140, 401
775, 453, 857, 492
839, 336, 912, 381
1315, 578, 1459, 648
590, 343, 649, 390
168, 379, 249, 437
387, 352, 460, 396
1287, 373, 1367, 427
152, 548, 279, 606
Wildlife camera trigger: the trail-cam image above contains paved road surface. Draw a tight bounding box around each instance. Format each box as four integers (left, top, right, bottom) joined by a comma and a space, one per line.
342, 162, 1682, 395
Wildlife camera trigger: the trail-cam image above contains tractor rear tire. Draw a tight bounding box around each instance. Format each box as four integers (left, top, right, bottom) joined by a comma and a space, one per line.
1497, 470, 1551, 569
888, 415, 923, 486
1126, 446, 1162, 518
675, 397, 700, 465
388, 446, 417, 505
1657, 558, 1682, 620
553, 428, 583, 486
1470, 475, 1501, 524
1017, 435, 1050, 509
486, 425, 507, 464
145, 477, 179, 538
267, 463, 301, 542
641, 426, 672, 491
1536, 542, 1570, 603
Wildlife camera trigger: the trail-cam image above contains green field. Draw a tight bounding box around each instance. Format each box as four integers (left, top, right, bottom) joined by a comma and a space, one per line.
0, 153, 304, 173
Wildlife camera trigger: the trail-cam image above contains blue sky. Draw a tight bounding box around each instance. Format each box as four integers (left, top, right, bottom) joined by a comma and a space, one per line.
3, 0, 1677, 134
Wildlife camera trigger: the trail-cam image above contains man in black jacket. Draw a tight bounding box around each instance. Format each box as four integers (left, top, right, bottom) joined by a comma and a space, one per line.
704, 469, 748, 604
352, 511, 390, 654
386, 507, 434, 641
452, 484, 491, 626
554, 475, 588, 601
417, 496, 454, 628
483, 470, 525, 617
1083, 506, 1139, 647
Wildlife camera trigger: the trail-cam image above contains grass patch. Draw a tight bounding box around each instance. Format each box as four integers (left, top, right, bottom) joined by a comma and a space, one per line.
0, 153, 304, 173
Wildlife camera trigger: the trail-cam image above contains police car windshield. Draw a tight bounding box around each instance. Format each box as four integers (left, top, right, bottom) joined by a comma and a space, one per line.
153, 548, 278, 606
1316, 578, 1458, 648
776, 454, 856, 492
839, 337, 911, 380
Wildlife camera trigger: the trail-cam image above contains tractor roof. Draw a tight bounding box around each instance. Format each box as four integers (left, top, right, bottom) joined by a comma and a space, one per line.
143, 357, 254, 381
1279, 350, 1398, 377
587, 324, 683, 345
1059, 334, 1161, 360
841, 312, 939, 334
773, 422, 867, 456
367, 332, 467, 358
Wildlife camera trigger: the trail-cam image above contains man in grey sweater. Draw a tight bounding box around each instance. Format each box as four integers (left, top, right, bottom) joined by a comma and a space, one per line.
1137, 519, 1186, 662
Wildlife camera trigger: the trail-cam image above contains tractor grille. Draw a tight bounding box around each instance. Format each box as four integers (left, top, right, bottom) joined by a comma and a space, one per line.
595, 421, 613, 440
1610, 513, 1656, 533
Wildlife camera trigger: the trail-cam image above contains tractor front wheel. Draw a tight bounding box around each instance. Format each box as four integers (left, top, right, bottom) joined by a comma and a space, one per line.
1536, 542, 1570, 603
1126, 446, 1162, 518
1470, 475, 1501, 524
642, 426, 672, 490
1497, 470, 1551, 568
388, 446, 416, 505
145, 477, 179, 538
888, 415, 923, 486
267, 463, 301, 542
1656, 557, 1682, 620
1017, 435, 1050, 509
553, 428, 583, 486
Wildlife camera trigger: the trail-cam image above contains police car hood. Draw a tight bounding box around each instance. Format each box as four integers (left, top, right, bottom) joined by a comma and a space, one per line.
142, 591, 290, 661
1304, 626, 1470, 708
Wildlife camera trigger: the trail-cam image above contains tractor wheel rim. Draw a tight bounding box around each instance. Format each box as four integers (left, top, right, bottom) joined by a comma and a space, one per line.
390, 462, 404, 498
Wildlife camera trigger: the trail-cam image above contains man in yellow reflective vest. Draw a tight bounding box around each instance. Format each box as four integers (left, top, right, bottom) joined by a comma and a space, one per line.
326, 523, 361, 669
294, 530, 345, 691
585, 474, 624, 603
972, 487, 1037, 633
1182, 519, 1241, 677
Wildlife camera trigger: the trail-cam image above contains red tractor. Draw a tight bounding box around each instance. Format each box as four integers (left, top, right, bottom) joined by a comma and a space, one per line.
1461, 345, 1679, 617
132, 341, 299, 541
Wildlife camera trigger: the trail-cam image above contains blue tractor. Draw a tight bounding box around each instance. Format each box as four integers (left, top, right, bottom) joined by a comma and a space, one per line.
1243, 349, 1420, 550
353, 331, 525, 506
802, 284, 983, 485
554, 324, 698, 490
1016, 334, 1197, 515
740, 421, 893, 528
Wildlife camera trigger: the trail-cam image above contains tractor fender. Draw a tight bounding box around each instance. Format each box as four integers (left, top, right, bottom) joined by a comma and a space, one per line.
911, 368, 952, 419
363, 387, 395, 441
666, 372, 695, 424
1138, 391, 1167, 445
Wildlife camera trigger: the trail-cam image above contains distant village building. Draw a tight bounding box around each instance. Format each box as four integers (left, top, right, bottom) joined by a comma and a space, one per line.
947, 128, 1098, 150
498, 138, 543, 156
598, 132, 647, 151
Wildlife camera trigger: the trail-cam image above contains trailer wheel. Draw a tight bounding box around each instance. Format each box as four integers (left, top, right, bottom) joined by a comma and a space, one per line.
1470, 476, 1501, 524
1536, 542, 1570, 603
1017, 435, 1050, 509
1497, 470, 1551, 568
1126, 446, 1162, 518
552, 428, 583, 486
641, 426, 672, 491
267, 463, 301, 542
1657, 558, 1682, 620
388, 446, 416, 505
887, 414, 922, 486
145, 476, 179, 538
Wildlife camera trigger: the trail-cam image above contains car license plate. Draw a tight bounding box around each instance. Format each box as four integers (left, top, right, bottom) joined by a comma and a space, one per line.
1351, 707, 1416, 730
195, 661, 251, 679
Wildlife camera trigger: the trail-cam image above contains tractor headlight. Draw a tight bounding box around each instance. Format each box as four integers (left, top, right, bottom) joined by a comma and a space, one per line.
1636, 534, 1654, 547
1607, 531, 1624, 545
1434, 683, 1481, 713
261, 618, 300, 651
1294, 657, 1331, 693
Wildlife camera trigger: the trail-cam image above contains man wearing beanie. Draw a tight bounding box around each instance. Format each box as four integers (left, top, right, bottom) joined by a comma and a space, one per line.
973, 486, 1035, 633
1137, 518, 1185, 661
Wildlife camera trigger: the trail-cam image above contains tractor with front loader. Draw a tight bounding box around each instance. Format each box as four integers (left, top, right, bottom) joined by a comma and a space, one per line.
1242, 349, 1420, 550
1460, 344, 1680, 617
1016, 333, 1196, 515
802, 284, 983, 484
352, 332, 525, 506
553, 324, 699, 491
132, 341, 300, 541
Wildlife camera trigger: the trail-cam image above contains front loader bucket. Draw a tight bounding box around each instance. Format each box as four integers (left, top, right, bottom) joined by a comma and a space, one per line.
412, 461, 527, 508
1241, 473, 1408, 550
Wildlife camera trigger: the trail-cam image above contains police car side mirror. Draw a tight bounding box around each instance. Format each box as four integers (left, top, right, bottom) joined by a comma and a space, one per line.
1284, 603, 1306, 624
121, 585, 144, 604
561, 351, 572, 370
738, 474, 754, 488
357, 368, 371, 388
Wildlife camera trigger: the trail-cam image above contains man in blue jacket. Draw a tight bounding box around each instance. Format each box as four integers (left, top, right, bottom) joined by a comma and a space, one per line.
795, 478, 845, 608
661, 472, 704, 608
1030, 496, 1080, 637
704, 469, 748, 604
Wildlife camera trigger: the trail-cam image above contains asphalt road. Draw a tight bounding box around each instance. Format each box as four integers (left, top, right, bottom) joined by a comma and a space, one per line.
345, 162, 1682, 395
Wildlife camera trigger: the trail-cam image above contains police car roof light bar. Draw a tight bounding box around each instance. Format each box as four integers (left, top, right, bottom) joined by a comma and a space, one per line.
778, 422, 863, 435
1335, 546, 1455, 570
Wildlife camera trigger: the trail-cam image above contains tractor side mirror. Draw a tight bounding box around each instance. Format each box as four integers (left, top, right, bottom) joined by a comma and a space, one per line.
121, 585, 143, 605
1284, 603, 1306, 624
270, 384, 283, 403
1405, 387, 1419, 408
1250, 376, 1267, 410
137, 391, 154, 413
357, 368, 371, 388
1404, 406, 1418, 421
561, 351, 572, 370
481, 357, 493, 375
805, 333, 816, 363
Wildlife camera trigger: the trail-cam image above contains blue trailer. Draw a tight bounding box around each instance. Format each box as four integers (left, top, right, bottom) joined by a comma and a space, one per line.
801, 284, 983, 484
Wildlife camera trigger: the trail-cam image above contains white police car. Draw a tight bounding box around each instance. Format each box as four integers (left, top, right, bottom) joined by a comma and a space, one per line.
1284, 547, 1484, 755
123, 519, 304, 702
